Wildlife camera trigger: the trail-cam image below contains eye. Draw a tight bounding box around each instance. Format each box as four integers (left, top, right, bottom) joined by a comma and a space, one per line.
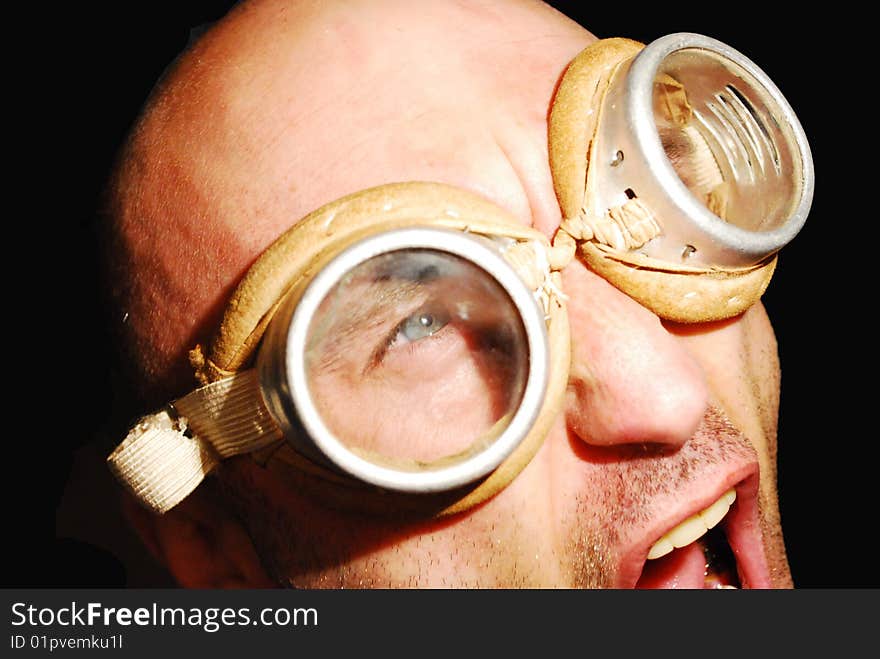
362, 306, 452, 374
394, 309, 450, 345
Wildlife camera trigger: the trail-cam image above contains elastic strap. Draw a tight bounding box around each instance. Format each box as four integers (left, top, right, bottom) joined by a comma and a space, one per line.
107, 370, 282, 513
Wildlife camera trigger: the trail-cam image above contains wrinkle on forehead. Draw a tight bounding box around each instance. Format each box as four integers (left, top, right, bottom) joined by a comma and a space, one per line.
105, 0, 593, 398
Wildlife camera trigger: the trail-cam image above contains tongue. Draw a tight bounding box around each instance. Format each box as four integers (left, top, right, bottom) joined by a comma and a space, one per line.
636, 541, 707, 589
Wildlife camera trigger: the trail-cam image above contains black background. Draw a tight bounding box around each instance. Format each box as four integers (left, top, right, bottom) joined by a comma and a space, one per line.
13, 1, 875, 589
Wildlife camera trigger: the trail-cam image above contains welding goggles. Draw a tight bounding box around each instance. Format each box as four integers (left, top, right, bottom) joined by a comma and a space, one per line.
108, 33, 813, 517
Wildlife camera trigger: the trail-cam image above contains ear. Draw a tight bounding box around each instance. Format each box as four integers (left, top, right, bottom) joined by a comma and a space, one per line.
121, 485, 276, 588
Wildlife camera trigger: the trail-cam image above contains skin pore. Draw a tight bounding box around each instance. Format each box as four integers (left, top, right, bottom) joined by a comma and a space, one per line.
104, 0, 792, 588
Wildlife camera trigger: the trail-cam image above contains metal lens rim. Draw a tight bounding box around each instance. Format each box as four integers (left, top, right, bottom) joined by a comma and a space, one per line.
627, 32, 814, 259
283, 227, 550, 493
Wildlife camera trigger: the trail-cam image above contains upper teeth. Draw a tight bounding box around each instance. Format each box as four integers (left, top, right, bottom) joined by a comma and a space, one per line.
647, 489, 736, 560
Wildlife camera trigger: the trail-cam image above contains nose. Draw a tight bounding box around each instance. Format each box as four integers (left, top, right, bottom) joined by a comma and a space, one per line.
561, 261, 708, 449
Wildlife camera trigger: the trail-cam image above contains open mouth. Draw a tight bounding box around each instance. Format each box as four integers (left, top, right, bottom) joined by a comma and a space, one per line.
635, 488, 746, 589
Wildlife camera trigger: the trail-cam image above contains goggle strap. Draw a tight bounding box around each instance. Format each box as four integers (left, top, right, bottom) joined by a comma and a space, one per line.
107, 370, 282, 513
173, 370, 283, 457
106, 409, 219, 514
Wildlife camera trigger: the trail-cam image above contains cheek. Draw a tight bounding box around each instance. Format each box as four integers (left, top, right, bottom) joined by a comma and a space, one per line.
220, 456, 557, 588
665, 303, 781, 474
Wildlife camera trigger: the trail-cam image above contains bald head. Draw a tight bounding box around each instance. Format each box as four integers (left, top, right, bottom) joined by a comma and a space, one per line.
104, 0, 594, 405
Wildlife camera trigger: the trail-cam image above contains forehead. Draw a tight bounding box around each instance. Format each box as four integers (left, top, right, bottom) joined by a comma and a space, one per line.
139, 0, 593, 236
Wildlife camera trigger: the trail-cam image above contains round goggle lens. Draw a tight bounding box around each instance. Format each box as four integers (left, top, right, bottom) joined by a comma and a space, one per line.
652, 48, 804, 233
303, 248, 530, 468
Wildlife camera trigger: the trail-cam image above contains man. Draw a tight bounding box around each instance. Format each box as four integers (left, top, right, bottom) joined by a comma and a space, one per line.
99, 0, 802, 588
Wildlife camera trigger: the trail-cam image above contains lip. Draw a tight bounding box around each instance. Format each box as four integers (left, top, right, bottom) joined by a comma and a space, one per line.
617, 463, 771, 588
722, 472, 772, 588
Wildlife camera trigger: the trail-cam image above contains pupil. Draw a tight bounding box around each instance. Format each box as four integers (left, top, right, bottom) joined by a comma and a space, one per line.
419, 314, 433, 327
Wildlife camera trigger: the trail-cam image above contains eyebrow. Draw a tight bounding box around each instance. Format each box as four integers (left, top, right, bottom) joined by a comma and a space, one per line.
307, 276, 429, 375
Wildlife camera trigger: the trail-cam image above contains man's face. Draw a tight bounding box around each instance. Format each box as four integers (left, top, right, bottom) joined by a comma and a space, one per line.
109, 0, 792, 588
